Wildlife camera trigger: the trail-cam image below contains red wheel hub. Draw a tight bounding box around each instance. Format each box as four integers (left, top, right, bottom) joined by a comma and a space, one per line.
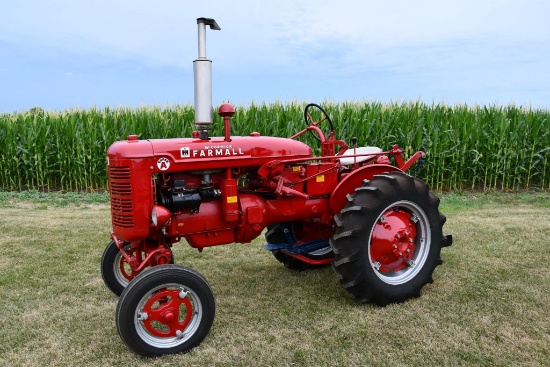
140, 289, 193, 337
370, 208, 417, 273
119, 245, 173, 282
119, 248, 141, 281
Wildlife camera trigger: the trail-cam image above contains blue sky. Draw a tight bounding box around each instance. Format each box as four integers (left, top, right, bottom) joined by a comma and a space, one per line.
1, 0, 549, 113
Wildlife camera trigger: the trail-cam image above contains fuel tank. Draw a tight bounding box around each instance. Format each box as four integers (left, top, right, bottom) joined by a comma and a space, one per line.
107, 134, 313, 173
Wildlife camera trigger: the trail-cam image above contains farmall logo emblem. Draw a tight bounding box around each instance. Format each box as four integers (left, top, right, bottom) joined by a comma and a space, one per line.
180, 145, 245, 158
157, 157, 171, 171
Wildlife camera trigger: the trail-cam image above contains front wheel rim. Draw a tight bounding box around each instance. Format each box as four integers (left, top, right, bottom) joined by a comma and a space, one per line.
133, 283, 204, 349
113, 245, 133, 287
368, 200, 431, 285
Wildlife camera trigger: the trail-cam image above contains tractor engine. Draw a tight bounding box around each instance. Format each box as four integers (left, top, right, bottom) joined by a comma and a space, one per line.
155, 172, 221, 214
106, 133, 318, 246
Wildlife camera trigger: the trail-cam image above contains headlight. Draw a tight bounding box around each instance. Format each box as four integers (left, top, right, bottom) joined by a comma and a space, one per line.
151, 205, 171, 227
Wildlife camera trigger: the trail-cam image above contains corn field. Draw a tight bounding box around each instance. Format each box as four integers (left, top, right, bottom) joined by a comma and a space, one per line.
0, 101, 548, 192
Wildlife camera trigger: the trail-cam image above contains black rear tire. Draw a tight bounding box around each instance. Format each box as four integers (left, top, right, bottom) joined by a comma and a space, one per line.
330, 171, 450, 306
116, 265, 215, 356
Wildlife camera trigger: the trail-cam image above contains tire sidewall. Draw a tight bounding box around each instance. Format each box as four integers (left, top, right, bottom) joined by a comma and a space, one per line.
100, 240, 127, 296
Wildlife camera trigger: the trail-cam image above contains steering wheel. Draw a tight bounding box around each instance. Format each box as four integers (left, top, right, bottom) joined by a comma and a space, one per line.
304, 103, 335, 142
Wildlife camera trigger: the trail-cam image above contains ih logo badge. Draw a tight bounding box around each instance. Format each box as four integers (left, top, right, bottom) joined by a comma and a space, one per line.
181, 147, 190, 158
157, 157, 170, 171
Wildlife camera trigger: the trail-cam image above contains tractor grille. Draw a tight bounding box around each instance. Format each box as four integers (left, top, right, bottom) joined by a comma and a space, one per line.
109, 166, 134, 228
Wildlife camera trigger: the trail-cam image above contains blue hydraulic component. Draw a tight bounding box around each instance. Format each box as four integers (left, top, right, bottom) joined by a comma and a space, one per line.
263, 223, 330, 255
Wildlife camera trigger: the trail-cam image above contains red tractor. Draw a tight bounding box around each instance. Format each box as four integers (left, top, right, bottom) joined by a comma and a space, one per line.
101, 18, 452, 356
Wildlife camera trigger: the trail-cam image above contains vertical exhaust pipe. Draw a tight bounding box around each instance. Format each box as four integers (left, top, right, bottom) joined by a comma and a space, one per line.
194, 17, 220, 140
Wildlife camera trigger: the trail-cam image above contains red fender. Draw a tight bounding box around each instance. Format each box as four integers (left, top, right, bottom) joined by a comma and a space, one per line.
329, 164, 402, 214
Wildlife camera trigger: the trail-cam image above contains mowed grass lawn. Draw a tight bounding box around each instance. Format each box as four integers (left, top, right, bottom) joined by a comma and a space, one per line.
0, 192, 549, 366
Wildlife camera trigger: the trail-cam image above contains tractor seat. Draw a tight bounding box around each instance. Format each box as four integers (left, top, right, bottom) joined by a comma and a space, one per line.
338, 146, 383, 165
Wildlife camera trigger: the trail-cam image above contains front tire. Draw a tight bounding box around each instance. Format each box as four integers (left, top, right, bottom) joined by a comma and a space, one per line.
101, 240, 133, 296
116, 265, 215, 356
330, 172, 449, 306
101, 240, 174, 296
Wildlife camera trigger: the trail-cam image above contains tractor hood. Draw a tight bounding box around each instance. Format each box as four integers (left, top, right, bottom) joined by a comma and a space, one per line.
107, 134, 313, 173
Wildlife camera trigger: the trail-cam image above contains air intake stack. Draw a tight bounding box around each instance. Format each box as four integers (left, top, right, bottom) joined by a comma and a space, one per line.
194, 17, 220, 140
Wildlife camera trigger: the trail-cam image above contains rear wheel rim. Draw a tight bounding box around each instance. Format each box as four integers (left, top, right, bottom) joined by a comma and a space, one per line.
368, 200, 431, 285
133, 283, 204, 349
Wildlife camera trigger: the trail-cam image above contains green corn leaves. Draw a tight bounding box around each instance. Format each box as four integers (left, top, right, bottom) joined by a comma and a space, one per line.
0, 102, 548, 192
